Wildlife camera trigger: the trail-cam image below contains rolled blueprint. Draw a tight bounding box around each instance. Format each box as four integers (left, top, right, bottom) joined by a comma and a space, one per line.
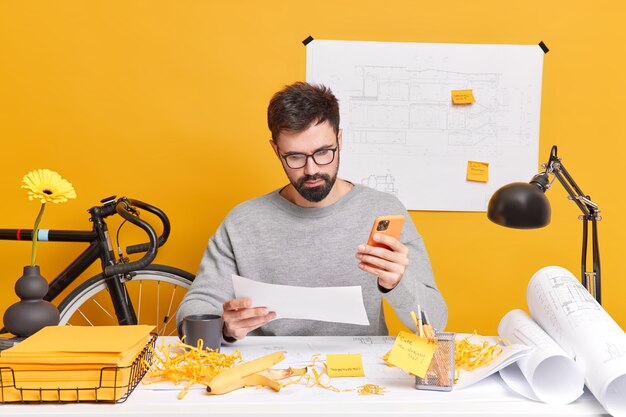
498, 309, 584, 404
528, 266, 626, 416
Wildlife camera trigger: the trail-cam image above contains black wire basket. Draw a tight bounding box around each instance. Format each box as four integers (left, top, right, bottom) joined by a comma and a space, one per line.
0, 333, 157, 403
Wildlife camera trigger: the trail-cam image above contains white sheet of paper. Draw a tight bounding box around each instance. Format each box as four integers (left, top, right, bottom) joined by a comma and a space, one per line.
307, 40, 544, 212
526, 266, 626, 416
498, 309, 584, 404
231, 274, 370, 325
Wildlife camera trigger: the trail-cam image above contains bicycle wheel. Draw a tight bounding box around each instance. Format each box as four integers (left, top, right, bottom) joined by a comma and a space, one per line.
57, 264, 194, 336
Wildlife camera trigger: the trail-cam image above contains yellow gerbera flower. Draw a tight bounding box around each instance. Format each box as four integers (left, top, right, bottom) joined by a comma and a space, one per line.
21, 169, 77, 265
21, 169, 77, 204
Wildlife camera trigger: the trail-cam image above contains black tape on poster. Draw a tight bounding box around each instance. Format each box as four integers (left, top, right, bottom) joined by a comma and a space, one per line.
538, 41, 549, 54
302, 36, 314, 46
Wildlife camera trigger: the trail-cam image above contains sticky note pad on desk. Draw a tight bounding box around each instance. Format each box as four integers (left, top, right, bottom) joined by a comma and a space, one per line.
451, 89, 475, 104
326, 354, 365, 377
467, 161, 489, 182
386, 331, 437, 378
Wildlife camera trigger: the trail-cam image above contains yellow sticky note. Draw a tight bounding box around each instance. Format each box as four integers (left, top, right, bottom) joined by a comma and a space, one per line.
326, 353, 365, 378
451, 89, 475, 104
467, 161, 489, 182
386, 331, 437, 378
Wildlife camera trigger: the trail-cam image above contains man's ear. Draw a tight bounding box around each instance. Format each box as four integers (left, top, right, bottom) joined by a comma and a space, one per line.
269, 139, 280, 158
337, 129, 343, 150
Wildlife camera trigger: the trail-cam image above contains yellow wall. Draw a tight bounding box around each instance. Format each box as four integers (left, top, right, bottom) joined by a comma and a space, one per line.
1, 1, 624, 336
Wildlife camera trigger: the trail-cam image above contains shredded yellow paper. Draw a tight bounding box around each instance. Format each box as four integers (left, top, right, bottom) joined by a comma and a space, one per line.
143, 346, 387, 398
280, 354, 354, 393
281, 354, 387, 395
357, 383, 387, 396
142, 339, 241, 399
454, 332, 508, 382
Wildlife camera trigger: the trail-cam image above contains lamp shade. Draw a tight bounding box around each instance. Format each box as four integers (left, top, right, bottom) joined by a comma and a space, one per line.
487, 182, 551, 229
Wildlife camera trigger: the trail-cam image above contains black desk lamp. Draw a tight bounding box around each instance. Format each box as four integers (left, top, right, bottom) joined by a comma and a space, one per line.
487, 145, 602, 304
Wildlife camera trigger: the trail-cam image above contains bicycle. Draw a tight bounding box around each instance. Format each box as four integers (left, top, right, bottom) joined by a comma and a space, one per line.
0, 196, 194, 337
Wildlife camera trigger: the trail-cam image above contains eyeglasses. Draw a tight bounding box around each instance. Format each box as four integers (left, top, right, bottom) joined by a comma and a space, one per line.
278, 146, 338, 169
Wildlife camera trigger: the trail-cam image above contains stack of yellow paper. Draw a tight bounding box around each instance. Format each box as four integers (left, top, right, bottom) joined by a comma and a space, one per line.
0, 325, 154, 402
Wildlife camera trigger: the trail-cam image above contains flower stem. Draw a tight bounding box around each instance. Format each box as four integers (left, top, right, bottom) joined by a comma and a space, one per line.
31, 203, 46, 266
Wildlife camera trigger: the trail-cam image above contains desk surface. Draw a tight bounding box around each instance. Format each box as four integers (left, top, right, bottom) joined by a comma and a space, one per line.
0, 336, 611, 417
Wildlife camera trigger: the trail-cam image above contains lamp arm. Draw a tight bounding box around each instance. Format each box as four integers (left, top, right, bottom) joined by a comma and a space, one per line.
592, 217, 601, 303
546, 149, 600, 220
551, 166, 595, 218
544, 146, 601, 304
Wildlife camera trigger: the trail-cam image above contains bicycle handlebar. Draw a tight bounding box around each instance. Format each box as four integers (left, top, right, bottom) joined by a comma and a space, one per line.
103, 198, 171, 276
125, 199, 171, 254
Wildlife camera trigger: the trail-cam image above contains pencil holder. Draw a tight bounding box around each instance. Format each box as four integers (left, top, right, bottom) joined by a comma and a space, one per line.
415, 332, 455, 391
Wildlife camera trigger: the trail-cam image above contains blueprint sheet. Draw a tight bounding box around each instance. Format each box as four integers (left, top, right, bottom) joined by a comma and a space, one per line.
525, 266, 626, 416
307, 40, 544, 211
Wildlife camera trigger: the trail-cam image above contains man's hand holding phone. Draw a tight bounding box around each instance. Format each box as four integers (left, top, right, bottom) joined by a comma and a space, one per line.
222, 298, 276, 341
356, 215, 410, 290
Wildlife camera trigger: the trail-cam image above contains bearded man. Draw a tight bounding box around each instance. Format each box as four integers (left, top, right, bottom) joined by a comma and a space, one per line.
177, 82, 447, 342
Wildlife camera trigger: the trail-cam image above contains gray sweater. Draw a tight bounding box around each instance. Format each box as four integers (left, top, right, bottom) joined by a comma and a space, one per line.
177, 184, 447, 335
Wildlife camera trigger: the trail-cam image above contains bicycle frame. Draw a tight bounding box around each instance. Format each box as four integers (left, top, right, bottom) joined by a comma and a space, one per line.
0, 196, 168, 329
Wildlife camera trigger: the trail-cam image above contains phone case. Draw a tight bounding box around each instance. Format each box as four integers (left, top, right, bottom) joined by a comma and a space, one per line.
367, 215, 405, 249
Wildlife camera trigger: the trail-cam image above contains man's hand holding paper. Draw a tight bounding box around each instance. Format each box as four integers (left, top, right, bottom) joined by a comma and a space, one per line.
222, 297, 277, 341
227, 274, 370, 340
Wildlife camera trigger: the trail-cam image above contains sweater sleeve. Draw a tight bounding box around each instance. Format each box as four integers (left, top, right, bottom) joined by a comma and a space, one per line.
382, 219, 448, 332
176, 220, 237, 326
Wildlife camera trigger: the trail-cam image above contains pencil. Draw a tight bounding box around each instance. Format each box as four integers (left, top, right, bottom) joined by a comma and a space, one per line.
410, 310, 419, 333
416, 305, 424, 337
421, 310, 436, 342
421, 309, 450, 387
423, 311, 435, 333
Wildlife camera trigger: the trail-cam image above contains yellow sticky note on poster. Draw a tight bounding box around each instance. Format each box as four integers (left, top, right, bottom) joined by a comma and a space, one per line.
386, 331, 437, 378
326, 353, 365, 377
451, 89, 475, 104
467, 161, 489, 182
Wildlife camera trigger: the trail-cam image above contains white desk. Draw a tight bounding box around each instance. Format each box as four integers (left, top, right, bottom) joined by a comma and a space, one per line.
0, 336, 611, 416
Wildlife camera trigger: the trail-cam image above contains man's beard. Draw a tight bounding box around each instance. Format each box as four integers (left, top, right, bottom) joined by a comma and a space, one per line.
293, 173, 337, 203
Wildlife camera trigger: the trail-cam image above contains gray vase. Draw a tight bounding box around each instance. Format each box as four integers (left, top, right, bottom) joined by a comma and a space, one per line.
3, 265, 60, 337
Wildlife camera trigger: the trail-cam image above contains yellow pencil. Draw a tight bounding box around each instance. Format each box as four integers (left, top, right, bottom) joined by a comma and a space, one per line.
416, 306, 424, 337
410, 310, 419, 334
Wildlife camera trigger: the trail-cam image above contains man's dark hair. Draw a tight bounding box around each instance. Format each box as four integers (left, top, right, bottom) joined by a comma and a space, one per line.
267, 82, 340, 141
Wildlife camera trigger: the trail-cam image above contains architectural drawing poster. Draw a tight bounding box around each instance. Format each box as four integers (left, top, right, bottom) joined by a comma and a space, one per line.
306, 40, 544, 211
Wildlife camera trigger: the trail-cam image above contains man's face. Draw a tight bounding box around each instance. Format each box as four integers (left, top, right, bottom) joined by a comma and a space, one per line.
272, 121, 342, 203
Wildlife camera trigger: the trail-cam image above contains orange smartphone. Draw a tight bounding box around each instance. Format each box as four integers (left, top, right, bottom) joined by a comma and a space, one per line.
367, 215, 405, 249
